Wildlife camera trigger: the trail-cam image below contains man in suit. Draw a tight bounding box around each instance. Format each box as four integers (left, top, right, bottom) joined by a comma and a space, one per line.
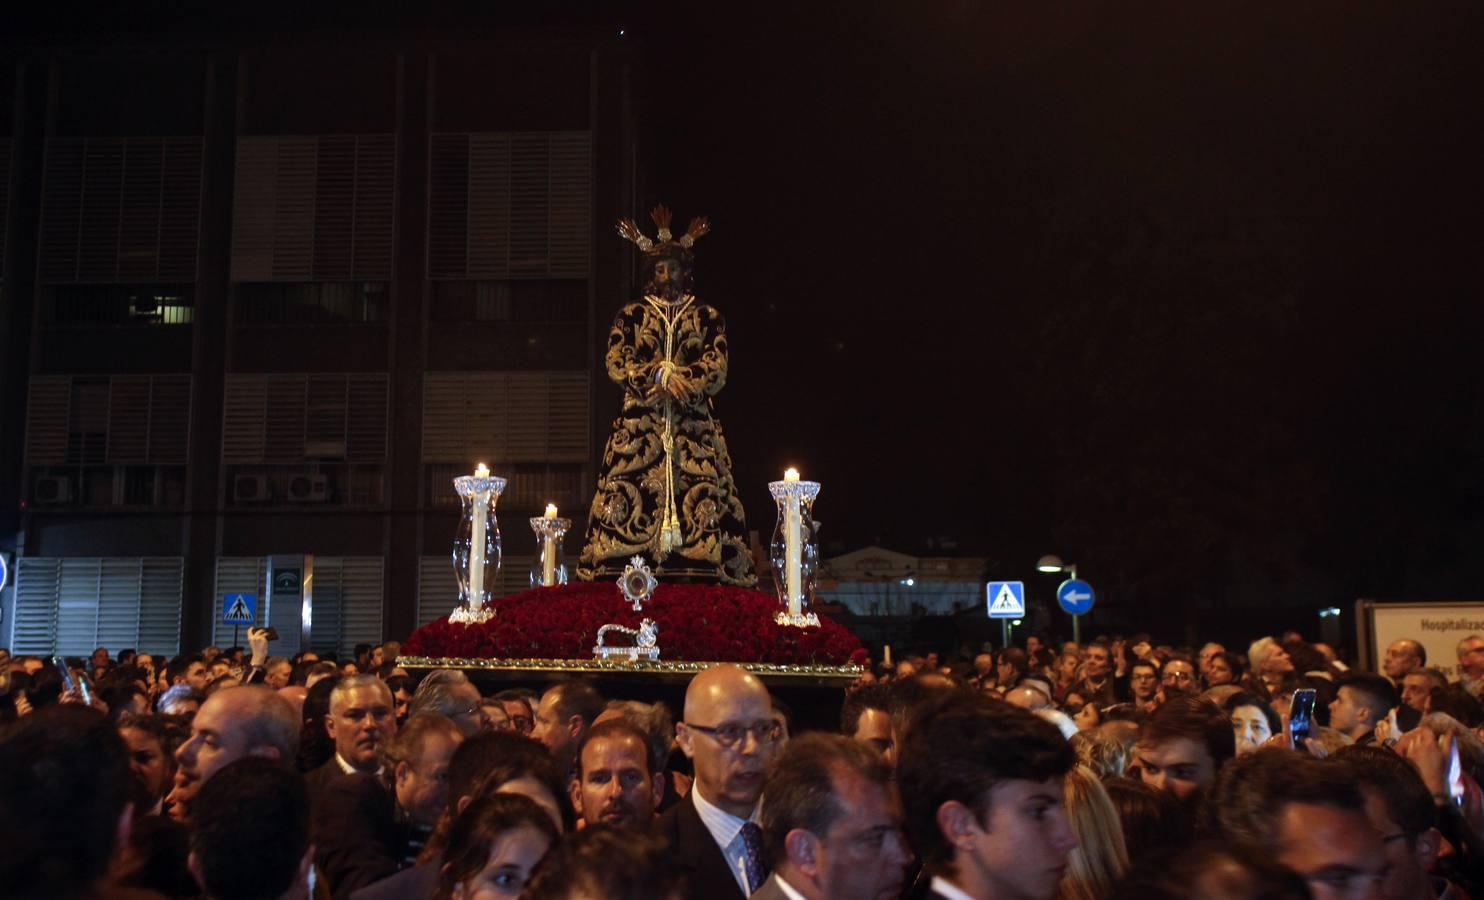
305, 674, 398, 798
658, 664, 782, 900
897, 691, 1077, 900
753, 732, 910, 900
313, 713, 464, 898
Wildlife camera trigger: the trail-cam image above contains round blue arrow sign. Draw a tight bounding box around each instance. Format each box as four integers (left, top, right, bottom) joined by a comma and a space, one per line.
1057, 578, 1095, 615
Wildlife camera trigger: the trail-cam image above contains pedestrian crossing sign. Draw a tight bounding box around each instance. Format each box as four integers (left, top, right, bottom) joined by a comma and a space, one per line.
986, 581, 1025, 619
222, 593, 257, 625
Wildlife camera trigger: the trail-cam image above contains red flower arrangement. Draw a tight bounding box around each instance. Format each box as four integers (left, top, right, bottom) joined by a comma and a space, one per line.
402, 581, 867, 667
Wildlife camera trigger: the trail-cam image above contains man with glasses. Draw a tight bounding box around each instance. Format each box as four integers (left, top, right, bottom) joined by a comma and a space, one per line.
1161, 658, 1199, 697
660, 663, 783, 900
1130, 659, 1161, 712
407, 668, 491, 737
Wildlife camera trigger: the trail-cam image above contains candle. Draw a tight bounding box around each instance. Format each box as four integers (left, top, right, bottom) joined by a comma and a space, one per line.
542, 504, 558, 586
784, 471, 802, 617
468, 464, 489, 608
884, 643, 892, 666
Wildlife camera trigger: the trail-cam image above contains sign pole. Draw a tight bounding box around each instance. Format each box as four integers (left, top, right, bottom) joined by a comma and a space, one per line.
234, 624, 239, 649
1072, 613, 1080, 645
1001, 619, 1009, 651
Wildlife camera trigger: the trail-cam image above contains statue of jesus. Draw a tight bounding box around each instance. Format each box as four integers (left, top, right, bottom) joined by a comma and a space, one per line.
577, 205, 757, 586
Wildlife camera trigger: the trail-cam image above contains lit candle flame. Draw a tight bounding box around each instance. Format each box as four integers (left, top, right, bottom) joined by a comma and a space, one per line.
474, 462, 490, 477
545, 503, 558, 518
784, 468, 800, 482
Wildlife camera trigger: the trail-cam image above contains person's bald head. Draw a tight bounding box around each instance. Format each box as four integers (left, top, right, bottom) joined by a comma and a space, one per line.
684, 664, 770, 721
679, 664, 780, 818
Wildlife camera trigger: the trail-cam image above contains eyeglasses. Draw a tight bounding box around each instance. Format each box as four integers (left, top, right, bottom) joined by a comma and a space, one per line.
684, 720, 782, 748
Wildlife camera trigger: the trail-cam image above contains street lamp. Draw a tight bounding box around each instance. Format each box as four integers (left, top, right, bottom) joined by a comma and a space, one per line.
1036, 554, 1083, 643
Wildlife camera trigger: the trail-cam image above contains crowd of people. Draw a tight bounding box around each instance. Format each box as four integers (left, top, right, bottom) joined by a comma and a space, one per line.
4, 626, 1484, 900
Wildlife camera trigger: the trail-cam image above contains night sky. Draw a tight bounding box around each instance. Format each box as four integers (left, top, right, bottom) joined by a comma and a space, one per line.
626, 3, 1484, 625
8, 2, 1483, 635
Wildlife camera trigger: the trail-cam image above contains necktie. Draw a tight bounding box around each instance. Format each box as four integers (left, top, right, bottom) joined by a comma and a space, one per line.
739, 821, 770, 891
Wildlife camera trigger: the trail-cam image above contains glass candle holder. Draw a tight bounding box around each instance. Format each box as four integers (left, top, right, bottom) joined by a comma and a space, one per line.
528, 514, 572, 588
451, 470, 506, 624
768, 476, 821, 627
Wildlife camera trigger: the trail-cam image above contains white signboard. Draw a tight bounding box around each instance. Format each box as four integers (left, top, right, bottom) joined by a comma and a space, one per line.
1356, 600, 1484, 681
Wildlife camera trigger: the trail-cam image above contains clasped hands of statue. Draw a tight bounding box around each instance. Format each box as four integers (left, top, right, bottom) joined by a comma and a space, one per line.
646, 362, 696, 405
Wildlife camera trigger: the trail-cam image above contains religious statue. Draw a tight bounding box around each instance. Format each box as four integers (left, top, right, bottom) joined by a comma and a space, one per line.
577, 205, 757, 586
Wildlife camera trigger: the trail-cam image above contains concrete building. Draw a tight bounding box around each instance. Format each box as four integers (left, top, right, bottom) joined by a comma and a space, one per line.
0, 17, 640, 657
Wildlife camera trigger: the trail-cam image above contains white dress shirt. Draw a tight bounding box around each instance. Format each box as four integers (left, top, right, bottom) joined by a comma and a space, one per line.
692, 783, 763, 895
930, 875, 979, 900
772, 874, 808, 900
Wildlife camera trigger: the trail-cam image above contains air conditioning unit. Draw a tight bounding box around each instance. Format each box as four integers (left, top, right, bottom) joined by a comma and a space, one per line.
34, 475, 74, 505
233, 474, 271, 503
286, 474, 329, 503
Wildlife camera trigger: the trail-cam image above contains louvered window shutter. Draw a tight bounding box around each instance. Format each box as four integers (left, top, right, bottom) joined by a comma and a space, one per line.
103, 375, 192, 465
421, 372, 589, 465
264, 375, 308, 461
312, 557, 384, 658
138, 558, 184, 654
346, 375, 388, 461
107, 377, 152, 463
55, 559, 103, 655
417, 555, 459, 628
13, 559, 62, 654
427, 132, 590, 280
25, 377, 72, 466
39, 137, 203, 283
212, 557, 267, 648
222, 375, 268, 463
149, 376, 192, 464
232, 136, 395, 282
69, 380, 110, 465
224, 373, 385, 464
12, 557, 185, 657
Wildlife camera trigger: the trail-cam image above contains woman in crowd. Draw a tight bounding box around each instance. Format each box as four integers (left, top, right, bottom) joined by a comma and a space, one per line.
1058, 765, 1130, 900
1223, 692, 1280, 757
1202, 651, 1245, 689
432, 793, 558, 900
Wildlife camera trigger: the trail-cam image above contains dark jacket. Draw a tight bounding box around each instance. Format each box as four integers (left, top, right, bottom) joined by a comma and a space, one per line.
654, 792, 747, 900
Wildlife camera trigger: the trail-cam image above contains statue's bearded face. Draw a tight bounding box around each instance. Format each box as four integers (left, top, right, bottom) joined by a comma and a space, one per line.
650, 256, 687, 300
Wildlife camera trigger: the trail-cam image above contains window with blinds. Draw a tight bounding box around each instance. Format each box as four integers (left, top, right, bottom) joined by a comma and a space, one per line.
210, 556, 383, 658
38, 137, 203, 284
428, 132, 591, 280
222, 373, 387, 463
12, 557, 183, 656
421, 371, 589, 465
310, 557, 385, 659
230, 135, 395, 282
24, 375, 191, 467
416, 554, 533, 629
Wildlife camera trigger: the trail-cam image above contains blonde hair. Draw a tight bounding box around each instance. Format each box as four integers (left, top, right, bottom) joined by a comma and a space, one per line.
1069, 731, 1130, 780
1057, 765, 1129, 900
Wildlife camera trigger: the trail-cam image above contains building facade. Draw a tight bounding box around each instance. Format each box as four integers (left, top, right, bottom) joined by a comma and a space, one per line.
0, 21, 640, 658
